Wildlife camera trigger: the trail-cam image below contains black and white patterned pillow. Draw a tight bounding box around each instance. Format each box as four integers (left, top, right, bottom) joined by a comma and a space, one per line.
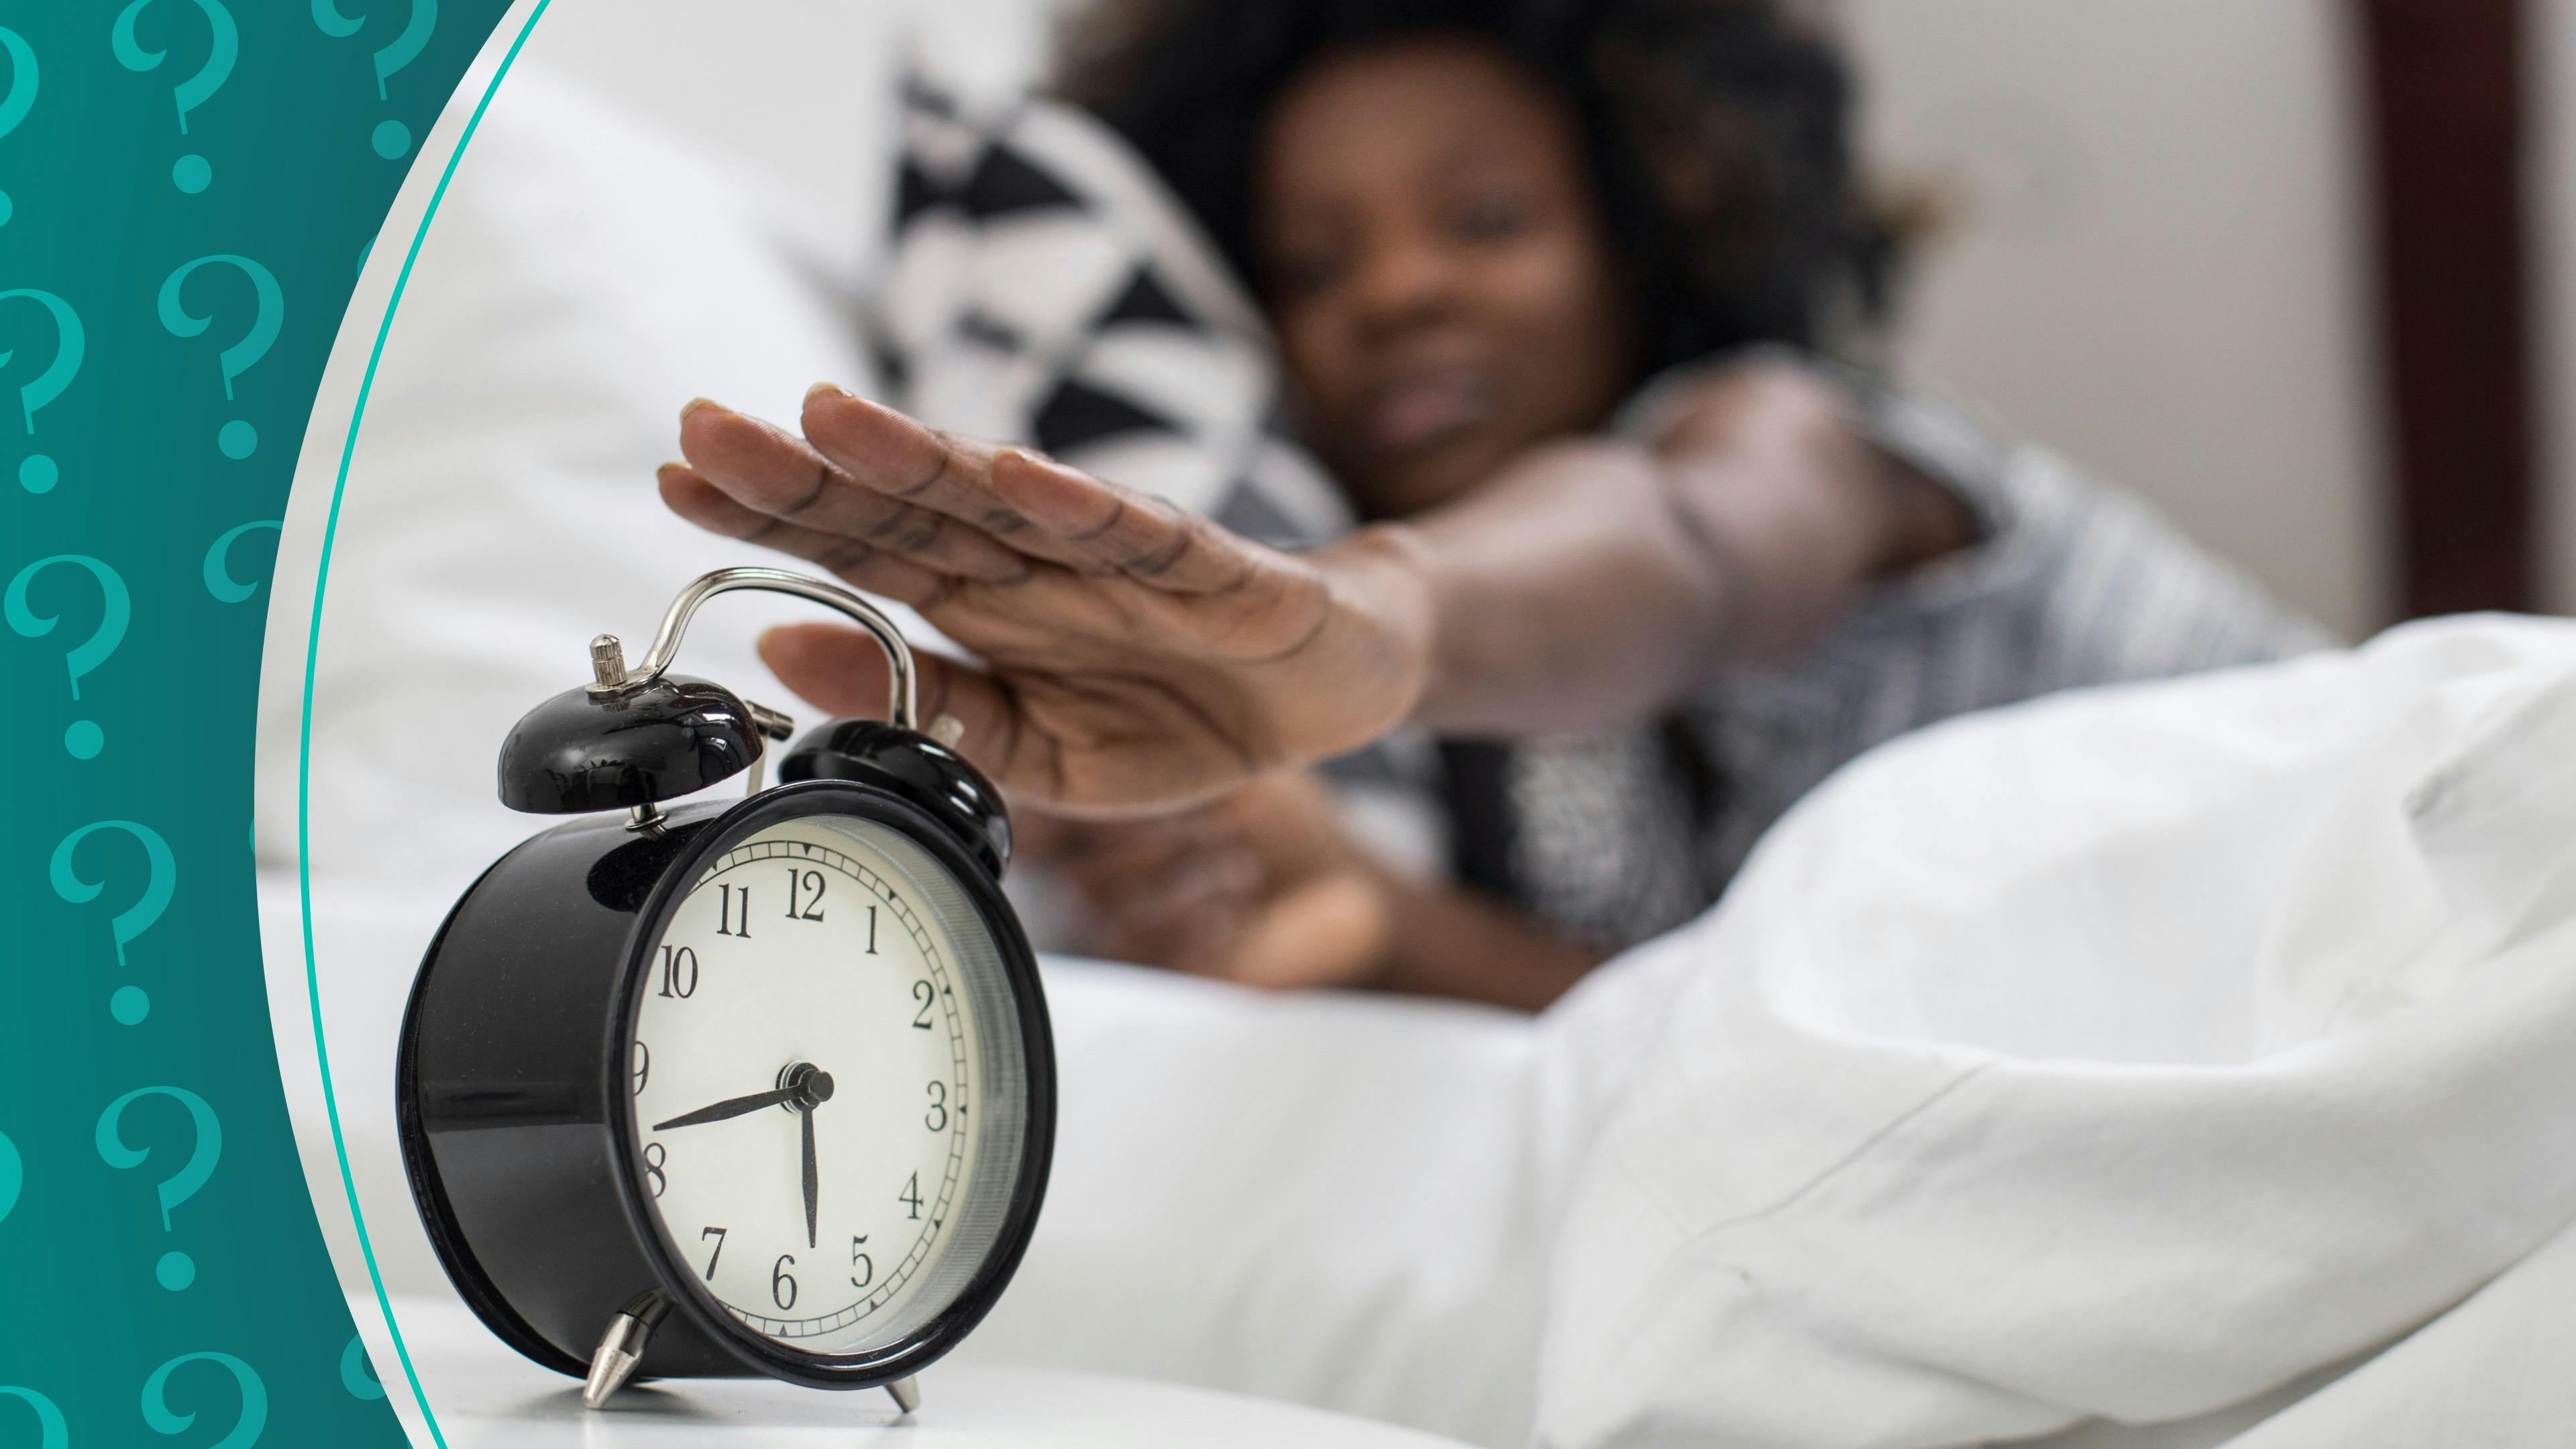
867, 79, 1447, 881
870, 80, 1352, 552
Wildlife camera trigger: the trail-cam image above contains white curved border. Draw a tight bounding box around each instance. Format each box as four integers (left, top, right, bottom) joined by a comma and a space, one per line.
258, 5, 553, 1443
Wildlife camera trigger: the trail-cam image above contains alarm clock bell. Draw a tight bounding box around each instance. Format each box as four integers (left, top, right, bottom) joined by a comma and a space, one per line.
494, 568, 1002, 853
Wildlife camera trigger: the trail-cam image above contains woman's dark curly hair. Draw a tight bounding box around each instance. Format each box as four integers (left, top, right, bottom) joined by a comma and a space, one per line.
1053, 0, 1898, 374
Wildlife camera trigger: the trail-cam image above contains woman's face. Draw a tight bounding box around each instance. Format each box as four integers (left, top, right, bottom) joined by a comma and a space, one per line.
1254, 36, 1642, 519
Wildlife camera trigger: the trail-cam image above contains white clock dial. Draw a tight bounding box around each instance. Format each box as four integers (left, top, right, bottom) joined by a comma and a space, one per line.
630, 812, 987, 1354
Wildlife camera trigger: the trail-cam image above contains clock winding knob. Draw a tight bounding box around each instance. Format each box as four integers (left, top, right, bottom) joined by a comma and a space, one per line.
589, 634, 629, 690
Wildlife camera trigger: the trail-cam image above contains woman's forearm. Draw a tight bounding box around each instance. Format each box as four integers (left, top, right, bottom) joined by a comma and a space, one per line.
1357, 361, 1941, 739
1367, 869, 1604, 1012
1382, 439, 1736, 737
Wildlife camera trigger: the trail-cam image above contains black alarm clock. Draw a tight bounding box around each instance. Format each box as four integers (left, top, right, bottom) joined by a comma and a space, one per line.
397, 567, 1055, 1415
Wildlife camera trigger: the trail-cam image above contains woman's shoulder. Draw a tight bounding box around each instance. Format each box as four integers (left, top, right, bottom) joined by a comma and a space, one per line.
1964, 444, 2334, 677
1701, 388, 2331, 724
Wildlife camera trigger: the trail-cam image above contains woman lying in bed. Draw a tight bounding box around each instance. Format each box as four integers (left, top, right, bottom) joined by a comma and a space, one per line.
661, 0, 2320, 1010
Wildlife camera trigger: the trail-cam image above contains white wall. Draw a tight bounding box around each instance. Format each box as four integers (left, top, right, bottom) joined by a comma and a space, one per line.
517, 0, 2392, 639
1847, 0, 2387, 640
511, 0, 1051, 257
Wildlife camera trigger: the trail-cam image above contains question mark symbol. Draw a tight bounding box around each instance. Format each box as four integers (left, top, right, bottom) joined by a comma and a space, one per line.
54, 822, 178, 1032
203, 519, 282, 603
313, 0, 437, 160
97, 1086, 221, 1292
0, 1128, 21, 1227
0, 1388, 67, 1449
111, 0, 237, 194
142, 1352, 265, 1448
0, 28, 37, 227
158, 254, 280, 461
0, 289, 85, 495
7, 553, 128, 757
339, 1336, 386, 1401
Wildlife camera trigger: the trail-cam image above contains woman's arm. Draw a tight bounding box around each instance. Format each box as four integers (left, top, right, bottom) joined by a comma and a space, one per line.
1366, 873, 1603, 1012
1401, 359, 1973, 736
660, 360, 1960, 813
1028, 770, 1604, 1012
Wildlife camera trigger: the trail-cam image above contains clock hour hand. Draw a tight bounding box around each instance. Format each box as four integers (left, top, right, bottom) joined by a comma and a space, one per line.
651, 1085, 802, 1132
653, 1063, 835, 1134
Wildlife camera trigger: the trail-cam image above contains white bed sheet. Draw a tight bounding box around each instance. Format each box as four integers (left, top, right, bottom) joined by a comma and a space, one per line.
261, 879, 1555, 1448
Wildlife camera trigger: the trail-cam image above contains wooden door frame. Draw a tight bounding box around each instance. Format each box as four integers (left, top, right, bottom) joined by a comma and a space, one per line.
2351, 0, 2536, 617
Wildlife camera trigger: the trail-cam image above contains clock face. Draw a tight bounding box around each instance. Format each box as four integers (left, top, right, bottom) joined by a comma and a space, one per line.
628, 811, 998, 1357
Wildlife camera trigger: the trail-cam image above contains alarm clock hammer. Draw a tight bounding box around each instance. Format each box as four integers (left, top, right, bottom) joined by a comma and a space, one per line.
398, 568, 1056, 1417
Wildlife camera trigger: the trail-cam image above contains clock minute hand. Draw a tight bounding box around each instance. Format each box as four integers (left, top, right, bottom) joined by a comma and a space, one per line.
652, 1086, 802, 1132
802, 1107, 819, 1249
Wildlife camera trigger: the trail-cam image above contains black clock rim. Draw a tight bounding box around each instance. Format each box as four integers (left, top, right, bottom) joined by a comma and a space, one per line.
602, 778, 1057, 1391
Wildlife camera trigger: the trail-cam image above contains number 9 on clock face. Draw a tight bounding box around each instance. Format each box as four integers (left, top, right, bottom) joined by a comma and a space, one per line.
626, 811, 1016, 1355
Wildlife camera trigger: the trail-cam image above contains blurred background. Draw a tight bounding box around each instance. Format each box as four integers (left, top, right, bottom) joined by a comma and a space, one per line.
523, 0, 2576, 643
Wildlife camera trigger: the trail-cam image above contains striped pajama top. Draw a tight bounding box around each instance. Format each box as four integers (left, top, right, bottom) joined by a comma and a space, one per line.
1410, 378, 2332, 952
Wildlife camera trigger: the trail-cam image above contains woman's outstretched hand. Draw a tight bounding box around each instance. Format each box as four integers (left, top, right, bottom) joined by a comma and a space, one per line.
659, 385, 1432, 815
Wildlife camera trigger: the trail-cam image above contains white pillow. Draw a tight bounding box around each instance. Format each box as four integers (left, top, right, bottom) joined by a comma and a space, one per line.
263, 66, 877, 900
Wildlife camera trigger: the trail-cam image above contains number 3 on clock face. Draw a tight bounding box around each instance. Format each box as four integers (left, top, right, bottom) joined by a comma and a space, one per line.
629, 813, 984, 1349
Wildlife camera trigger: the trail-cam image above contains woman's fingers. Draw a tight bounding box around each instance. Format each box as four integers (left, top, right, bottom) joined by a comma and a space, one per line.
796, 387, 1106, 573
681, 392, 1334, 660
984, 449, 1255, 596
659, 465, 979, 610
674, 398, 1038, 583
800, 387, 1258, 594
757, 622, 1058, 794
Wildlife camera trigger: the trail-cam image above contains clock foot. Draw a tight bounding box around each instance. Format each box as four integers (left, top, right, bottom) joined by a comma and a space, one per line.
582, 1291, 671, 1409
885, 1377, 921, 1415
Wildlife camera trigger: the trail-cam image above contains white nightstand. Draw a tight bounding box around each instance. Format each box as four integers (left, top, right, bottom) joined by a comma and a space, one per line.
371, 1295, 1478, 1447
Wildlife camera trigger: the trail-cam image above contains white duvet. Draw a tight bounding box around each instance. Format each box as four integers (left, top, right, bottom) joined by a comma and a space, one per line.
1529, 615, 2576, 1447
271, 58, 2576, 1449
978, 616, 2576, 1449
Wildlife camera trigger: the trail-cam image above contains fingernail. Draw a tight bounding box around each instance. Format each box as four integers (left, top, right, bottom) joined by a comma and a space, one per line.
680, 396, 722, 421
804, 380, 853, 404
998, 444, 1062, 469
990, 449, 1085, 523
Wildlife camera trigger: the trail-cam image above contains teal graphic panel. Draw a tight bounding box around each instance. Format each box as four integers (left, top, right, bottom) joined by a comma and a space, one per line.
0, 1, 511, 1442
